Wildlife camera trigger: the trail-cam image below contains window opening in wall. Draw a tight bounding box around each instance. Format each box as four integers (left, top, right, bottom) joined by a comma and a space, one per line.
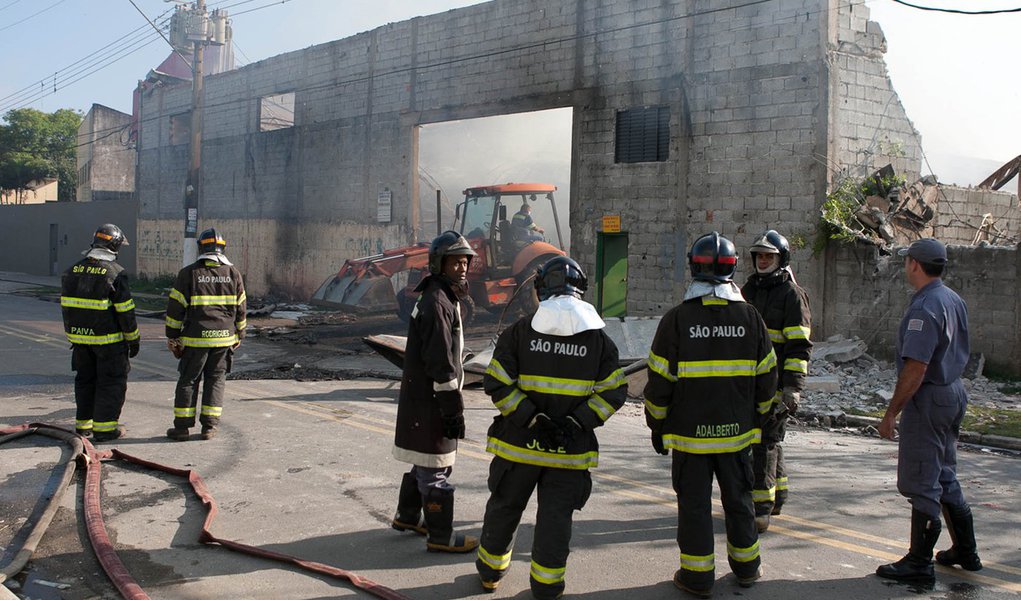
615, 106, 669, 163
259, 92, 295, 132
170, 112, 191, 145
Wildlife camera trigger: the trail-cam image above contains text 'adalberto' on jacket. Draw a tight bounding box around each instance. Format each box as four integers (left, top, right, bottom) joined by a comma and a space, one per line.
61, 255, 139, 346
644, 296, 777, 454
483, 317, 627, 470
165, 259, 247, 347
393, 275, 469, 469
741, 269, 812, 393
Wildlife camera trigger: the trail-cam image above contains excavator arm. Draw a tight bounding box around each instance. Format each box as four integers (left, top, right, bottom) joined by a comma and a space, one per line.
311, 244, 429, 312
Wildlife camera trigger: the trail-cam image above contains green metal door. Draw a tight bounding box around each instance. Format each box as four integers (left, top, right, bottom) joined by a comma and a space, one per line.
596, 232, 628, 317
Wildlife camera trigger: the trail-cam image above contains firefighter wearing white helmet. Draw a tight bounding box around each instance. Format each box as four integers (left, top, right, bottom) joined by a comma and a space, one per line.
741, 230, 813, 533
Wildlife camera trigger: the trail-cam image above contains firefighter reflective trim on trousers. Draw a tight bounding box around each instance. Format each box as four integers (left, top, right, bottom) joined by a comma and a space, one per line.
783, 325, 811, 340
434, 378, 459, 392
66, 331, 125, 344
702, 297, 728, 306
647, 350, 676, 382
191, 294, 241, 306
76, 419, 93, 430
201, 406, 223, 417
776, 476, 789, 491
757, 349, 778, 374
180, 334, 238, 348
493, 388, 526, 416
675, 359, 757, 378
166, 315, 184, 329
727, 539, 761, 563
644, 397, 669, 420
752, 485, 776, 503
768, 328, 785, 344
236, 318, 247, 331
175, 407, 197, 418
680, 552, 715, 573
485, 437, 597, 470
530, 560, 566, 585
588, 393, 617, 422
169, 288, 188, 308
663, 428, 761, 454
114, 299, 136, 313
594, 368, 625, 393
486, 358, 514, 385
61, 296, 111, 310
518, 374, 595, 397
477, 545, 513, 571
784, 358, 808, 374
93, 420, 119, 433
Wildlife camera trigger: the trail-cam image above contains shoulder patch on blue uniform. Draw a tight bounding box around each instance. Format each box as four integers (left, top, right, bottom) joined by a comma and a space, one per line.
907, 318, 924, 332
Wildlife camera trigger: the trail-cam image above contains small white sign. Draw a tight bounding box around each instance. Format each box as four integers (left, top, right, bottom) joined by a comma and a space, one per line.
377, 190, 392, 223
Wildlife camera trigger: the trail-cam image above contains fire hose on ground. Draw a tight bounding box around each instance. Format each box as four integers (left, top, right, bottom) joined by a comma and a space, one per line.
0, 423, 411, 600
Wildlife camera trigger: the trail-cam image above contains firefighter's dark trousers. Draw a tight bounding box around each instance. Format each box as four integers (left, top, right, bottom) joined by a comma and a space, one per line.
72, 344, 130, 435
476, 457, 592, 600
752, 442, 787, 515
672, 448, 760, 591
174, 347, 229, 429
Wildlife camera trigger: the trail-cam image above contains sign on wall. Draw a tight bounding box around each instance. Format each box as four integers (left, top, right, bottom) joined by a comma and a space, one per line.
377, 190, 392, 223
602, 215, 621, 233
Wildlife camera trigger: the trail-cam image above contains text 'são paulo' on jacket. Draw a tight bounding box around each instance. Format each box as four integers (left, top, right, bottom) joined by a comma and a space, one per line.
165, 258, 247, 347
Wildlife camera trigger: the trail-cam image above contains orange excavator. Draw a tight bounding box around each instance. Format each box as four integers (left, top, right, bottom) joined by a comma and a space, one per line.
311, 183, 566, 320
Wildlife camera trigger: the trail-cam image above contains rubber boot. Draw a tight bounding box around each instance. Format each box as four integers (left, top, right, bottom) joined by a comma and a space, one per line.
422, 489, 478, 553
391, 472, 427, 535
936, 503, 982, 571
166, 427, 190, 441
876, 509, 940, 583
93, 426, 125, 443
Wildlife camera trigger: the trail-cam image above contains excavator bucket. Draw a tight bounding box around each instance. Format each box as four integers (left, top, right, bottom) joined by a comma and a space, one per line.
311, 267, 398, 313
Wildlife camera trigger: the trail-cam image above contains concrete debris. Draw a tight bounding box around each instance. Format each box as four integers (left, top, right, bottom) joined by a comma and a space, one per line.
811, 335, 867, 363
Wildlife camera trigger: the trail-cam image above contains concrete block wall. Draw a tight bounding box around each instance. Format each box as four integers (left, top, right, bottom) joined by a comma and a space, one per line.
934, 185, 1020, 246
826, 243, 1021, 376
77, 104, 135, 202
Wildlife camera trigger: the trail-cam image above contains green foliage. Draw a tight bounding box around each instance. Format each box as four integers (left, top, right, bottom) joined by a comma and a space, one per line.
816, 170, 907, 255
0, 108, 83, 201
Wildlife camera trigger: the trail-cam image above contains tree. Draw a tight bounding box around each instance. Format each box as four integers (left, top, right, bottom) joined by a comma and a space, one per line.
0, 108, 83, 202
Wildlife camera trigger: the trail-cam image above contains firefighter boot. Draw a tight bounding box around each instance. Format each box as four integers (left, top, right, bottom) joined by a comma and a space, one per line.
936, 502, 982, 571
166, 427, 190, 441
423, 489, 478, 553
201, 425, 217, 440
876, 509, 941, 583
93, 426, 125, 443
391, 472, 427, 535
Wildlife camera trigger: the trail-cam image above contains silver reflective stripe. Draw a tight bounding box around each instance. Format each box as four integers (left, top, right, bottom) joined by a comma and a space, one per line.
518, 375, 593, 397
485, 437, 597, 469
493, 388, 526, 416
648, 351, 676, 382
644, 397, 668, 420
485, 358, 514, 385
727, 540, 760, 562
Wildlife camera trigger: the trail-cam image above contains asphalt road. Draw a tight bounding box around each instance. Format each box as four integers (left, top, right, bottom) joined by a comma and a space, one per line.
1, 278, 1020, 600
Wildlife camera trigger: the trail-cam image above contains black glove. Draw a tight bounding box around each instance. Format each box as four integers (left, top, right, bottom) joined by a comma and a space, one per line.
553, 415, 584, 447
650, 429, 668, 455
128, 340, 140, 358
436, 389, 464, 417
442, 414, 466, 439
529, 412, 562, 450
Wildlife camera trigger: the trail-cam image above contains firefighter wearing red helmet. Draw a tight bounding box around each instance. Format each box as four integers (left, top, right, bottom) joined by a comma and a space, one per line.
741, 229, 812, 533
644, 232, 777, 597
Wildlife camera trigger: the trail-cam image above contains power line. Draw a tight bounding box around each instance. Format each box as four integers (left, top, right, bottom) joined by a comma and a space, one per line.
0, 0, 68, 34
125, 0, 192, 68
890, 0, 1021, 15
0, 0, 24, 13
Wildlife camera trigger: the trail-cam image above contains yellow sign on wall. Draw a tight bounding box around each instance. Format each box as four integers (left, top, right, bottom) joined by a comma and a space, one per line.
602, 215, 621, 233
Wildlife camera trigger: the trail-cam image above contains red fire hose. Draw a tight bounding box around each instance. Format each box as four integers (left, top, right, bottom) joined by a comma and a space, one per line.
1, 423, 411, 600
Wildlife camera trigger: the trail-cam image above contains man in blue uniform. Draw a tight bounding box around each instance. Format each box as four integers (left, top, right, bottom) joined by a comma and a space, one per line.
876, 238, 982, 584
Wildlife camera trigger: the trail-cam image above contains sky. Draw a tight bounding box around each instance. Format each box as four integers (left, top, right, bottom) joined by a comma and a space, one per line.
0, 0, 1018, 184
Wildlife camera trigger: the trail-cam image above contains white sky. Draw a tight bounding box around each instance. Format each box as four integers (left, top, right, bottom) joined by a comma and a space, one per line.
0, 0, 1017, 168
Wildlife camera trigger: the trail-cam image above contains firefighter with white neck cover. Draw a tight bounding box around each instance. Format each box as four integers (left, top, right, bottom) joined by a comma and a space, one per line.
644, 232, 776, 598
477, 256, 626, 599
741, 229, 812, 533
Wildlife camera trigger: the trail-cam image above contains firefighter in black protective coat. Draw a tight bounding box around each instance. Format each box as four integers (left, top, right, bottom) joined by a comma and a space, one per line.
644, 232, 777, 598
60, 223, 139, 442
476, 256, 627, 599
164, 228, 246, 442
740, 230, 812, 533
390, 230, 479, 553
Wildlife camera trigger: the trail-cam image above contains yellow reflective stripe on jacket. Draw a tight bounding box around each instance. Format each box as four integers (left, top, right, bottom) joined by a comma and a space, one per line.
587, 394, 617, 422
477, 545, 512, 571
486, 358, 514, 385
647, 350, 676, 382
169, 288, 188, 307
113, 299, 135, 313
644, 397, 668, 420
752, 485, 776, 503
61, 296, 111, 310
680, 552, 715, 573
123, 329, 140, 342
768, 328, 785, 344
180, 334, 238, 348
663, 428, 761, 454
175, 407, 197, 418
757, 397, 773, 415
237, 290, 247, 304
784, 358, 808, 374
236, 318, 247, 331
757, 349, 777, 374
727, 540, 760, 563
493, 388, 526, 416
518, 374, 594, 397
530, 560, 566, 585
66, 331, 125, 344
676, 359, 757, 378
93, 420, 119, 433
776, 475, 789, 491
201, 406, 223, 417
191, 294, 240, 306
166, 315, 183, 330
593, 368, 624, 393
702, 297, 727, 306
783, 325, 811, 340
486, 437, 598, 469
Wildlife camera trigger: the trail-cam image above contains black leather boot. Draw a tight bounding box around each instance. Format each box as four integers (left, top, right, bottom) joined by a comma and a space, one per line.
423, 488, 478, 553
876, 509, 940, 583
391, 472, 427, 535
936, 502, 982, 571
